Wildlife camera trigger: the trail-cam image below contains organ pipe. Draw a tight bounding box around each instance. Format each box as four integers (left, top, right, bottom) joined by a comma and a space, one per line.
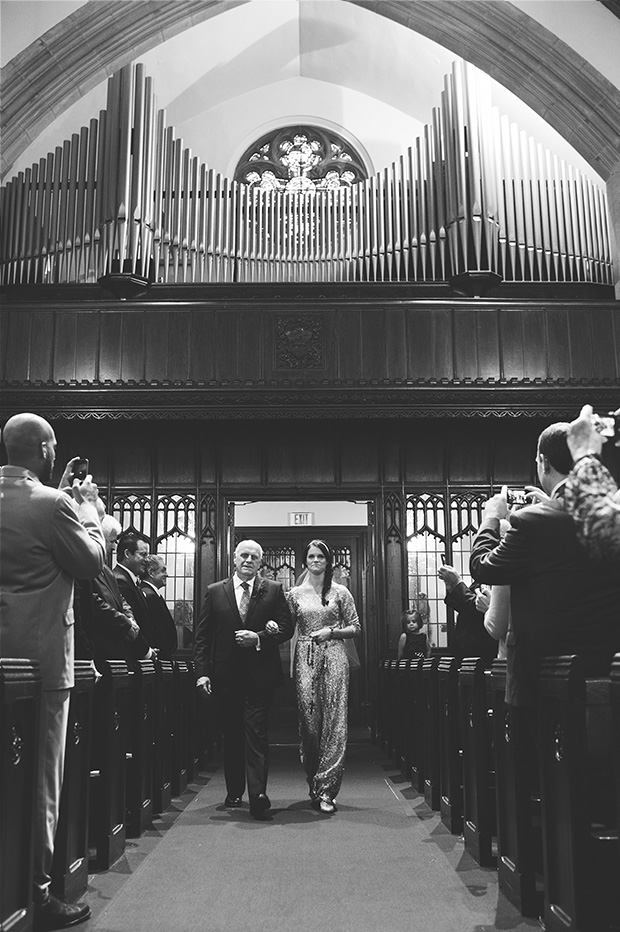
0, 63, 612, 287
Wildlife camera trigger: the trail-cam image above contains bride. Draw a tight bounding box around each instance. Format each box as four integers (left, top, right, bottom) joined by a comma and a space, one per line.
286, 539, 361, 814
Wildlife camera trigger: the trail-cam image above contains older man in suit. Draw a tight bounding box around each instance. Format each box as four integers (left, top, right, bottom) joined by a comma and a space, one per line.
470, 421, 620, 710
0, 413, 104, 930
194, 540, 294, 819
139, 554, 178, 660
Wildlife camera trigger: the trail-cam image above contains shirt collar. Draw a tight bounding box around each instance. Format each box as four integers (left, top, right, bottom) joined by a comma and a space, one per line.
551, 477, 568, 499
0, 465, 40, 482
118, 563, 140, 586
142, 579, 159, 593
234, 574, 256, 592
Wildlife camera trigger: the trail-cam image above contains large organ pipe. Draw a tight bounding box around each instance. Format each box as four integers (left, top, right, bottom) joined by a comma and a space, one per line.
1, 60, 612, 288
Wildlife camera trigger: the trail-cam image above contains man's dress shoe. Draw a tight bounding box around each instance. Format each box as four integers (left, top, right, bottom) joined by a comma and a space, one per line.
34, 894, 90, 930
224, 795, 243, 808
250, 793, 272, 819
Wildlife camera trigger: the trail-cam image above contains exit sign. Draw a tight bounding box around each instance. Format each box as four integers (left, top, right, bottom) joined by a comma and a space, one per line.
289, 512, 314, 526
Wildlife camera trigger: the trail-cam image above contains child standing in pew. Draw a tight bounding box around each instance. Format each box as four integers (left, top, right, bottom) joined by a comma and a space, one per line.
397, 610, 432, 660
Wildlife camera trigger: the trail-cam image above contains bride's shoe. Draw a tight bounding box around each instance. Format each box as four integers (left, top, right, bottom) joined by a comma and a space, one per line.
319, 796, 335, 814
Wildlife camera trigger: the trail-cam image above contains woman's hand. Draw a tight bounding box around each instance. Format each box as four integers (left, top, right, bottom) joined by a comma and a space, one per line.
310, 627, 333, 643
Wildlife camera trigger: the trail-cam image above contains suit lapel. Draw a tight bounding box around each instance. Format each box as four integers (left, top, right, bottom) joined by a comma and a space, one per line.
245, 579, 264, 625
223, 577, 240, 620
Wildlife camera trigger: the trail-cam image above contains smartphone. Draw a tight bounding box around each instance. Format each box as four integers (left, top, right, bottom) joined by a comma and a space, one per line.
440, 553, 446, 565
70, 457, 89, 481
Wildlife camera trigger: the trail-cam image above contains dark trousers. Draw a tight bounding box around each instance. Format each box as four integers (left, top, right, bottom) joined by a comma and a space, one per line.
216, 678, 274, 800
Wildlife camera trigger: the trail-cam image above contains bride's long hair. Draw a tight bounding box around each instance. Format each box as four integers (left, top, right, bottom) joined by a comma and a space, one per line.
303, 539, 334, 605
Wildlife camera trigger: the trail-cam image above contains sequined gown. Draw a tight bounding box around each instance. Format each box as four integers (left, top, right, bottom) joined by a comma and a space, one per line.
286, 583, 361, 802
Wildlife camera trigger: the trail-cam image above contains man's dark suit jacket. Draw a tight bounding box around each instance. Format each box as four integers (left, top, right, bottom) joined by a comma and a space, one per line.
470, 498, 620, 706
140, 583, 178, 659
194, 576, 294, 691
92, 565, 150, 664
113, 564, 156, 659
445, 581, 498, 667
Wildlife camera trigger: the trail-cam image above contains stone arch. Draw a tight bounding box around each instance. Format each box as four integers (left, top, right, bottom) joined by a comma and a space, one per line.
1, 0, 619, 180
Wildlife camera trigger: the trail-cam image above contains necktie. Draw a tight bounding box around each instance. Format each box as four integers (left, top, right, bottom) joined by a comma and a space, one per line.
239, 582, 250, 621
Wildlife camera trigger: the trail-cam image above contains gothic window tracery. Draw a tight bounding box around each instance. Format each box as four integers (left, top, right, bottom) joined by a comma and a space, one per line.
235, 125, 367, 193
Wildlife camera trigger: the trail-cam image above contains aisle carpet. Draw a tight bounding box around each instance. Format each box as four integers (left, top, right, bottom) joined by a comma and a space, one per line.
83, 731, 541, 932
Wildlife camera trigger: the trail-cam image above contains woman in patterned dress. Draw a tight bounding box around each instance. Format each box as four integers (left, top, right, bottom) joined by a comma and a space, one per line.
286, 539, 361, 814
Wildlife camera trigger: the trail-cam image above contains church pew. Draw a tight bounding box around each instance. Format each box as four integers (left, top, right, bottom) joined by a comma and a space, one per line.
152, 660, 173, 816
393, 659, 409, 771
0, 659, 41, 932
409, 657, 426, 794
184, 659, 201, 781
459, 658, 497, 867
51, 662, 95, 902
89, 660, 129, 869
611, 652, 620, 884
171, 661, 189, 797
398, 659, 415, 779
537, 656, 619, 932
422, 656, 441, 811
125, 660, 155, 837
438, 656, 463, 835
376, 660, 390, 751
385, 659, 400, 765
491, 660, 542, 918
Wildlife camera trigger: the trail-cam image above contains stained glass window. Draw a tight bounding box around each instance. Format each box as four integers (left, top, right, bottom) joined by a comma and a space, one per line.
235, 125, 367, 193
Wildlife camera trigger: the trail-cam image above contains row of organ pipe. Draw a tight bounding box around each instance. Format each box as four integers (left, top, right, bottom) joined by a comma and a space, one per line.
0, 61, 612, 287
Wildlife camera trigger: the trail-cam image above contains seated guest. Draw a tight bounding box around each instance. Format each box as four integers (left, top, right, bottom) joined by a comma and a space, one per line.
140, 555, 178, 660
114, 532, 157, 653
397, 609, 431, 660
470, 421, 620, 712
438, 564, 498, 666
91, 516, 153, 667
564, 403, 620, 561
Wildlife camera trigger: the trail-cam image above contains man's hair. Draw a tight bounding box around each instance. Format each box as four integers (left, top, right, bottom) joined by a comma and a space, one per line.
117, 532, 147, 559
538, 422, 573, 476
101, 514, 122, 542
144, 554, 166, 576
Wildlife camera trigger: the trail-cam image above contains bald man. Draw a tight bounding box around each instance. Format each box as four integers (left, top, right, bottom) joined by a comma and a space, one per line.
0, 413, 104, 930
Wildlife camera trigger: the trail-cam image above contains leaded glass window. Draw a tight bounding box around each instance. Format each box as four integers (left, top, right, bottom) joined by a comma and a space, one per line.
235, 125, 367, 193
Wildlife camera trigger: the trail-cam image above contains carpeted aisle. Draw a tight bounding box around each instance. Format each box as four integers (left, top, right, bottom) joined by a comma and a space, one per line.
84, 732, 540, 932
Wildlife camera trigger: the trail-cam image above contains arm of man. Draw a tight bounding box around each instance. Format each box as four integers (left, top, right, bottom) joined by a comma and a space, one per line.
445, 581, 478, 613
50, 491, 104, 579
92, 585, 137, 639
194, 586, 215, 684
257, 584, 295, 645
470, 511, 533, 585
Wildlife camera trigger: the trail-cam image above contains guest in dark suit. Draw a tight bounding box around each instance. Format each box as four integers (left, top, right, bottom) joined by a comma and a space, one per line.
140, 554, 178, 660
90, 517, 153, 667
438, 564, 497, 666
114, 532, 156, 656
194, 539, 294, 819
470, 421, 620, 709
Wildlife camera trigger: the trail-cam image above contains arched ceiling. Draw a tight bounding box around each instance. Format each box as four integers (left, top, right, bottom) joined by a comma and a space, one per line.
2, 0, 620, 182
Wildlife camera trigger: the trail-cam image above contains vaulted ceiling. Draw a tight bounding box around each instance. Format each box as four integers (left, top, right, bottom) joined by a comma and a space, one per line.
2, 0, 620, 184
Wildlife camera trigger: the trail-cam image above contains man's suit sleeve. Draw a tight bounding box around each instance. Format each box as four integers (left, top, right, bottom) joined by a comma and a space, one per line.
92, 577, 134, 638
445, 581, 477, 613
50, 494, 105, 579
470, 511, 533, 585
258, 583, 295, 645
194, 586, 214, 678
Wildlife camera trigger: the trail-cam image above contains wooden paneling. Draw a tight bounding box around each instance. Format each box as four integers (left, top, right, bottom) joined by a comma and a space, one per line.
339, 422, 381, 485
265, 421, 338, 487
99, 313, 123, 382
119, 313, 145, 382
447, 421, 492, 483
156, 423, 196, 486
53, 313, 78, 382
2, 296, 619, 390
111, 423, 154, 487
404, 423, 448, 484
492, 420, 542, 486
